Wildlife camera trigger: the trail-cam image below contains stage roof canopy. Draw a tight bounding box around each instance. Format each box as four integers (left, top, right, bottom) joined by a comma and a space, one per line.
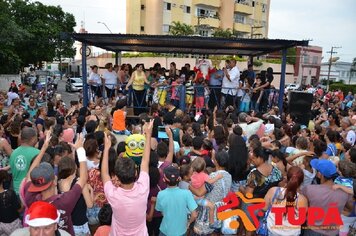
71, 33, 309, 56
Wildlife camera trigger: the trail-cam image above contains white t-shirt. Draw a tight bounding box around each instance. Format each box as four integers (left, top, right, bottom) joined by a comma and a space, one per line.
221, 66, 240, 96
7, 92, 19, 106
89, 72, 101, 85
103, 71, 117, 89
346, 130, 356, 146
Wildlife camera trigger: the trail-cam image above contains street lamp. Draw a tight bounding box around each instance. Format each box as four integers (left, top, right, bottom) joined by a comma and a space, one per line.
97, 21, 113, 34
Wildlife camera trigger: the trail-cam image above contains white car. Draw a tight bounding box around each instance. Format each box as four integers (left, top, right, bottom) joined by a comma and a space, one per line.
285, 84, 300, 93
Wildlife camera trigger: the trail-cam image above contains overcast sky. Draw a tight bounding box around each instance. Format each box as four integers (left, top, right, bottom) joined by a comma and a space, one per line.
37, 0, 355, 62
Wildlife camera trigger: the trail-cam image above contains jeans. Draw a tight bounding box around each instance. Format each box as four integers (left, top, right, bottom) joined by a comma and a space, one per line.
250, 100, 260, 112
73, 222, 90, 236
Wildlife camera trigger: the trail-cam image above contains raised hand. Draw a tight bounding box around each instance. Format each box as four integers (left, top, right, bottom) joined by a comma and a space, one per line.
104, 133, 111, 149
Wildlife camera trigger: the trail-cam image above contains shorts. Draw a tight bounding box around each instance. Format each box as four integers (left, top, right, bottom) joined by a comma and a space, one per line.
73, 222, 90, 236
87, 205, 101, 225
195, 96, 204, 109
105, 87, 116, 98
0, 218, 22, 235
186, 94, 193, 104
196, 198, 209, 207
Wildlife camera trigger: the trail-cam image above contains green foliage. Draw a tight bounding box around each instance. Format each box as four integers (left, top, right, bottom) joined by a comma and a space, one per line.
329, 82, 356, 94
122, 52, 164, 58
287, 47, 296, 65
212, 28, 234, 38
253, 60, 263, 67
265, 58, 282, 64
0, 0, 76, 73
169, 21, 194, 36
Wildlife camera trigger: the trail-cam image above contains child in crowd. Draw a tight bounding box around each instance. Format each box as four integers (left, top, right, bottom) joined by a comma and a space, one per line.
179, 133, 193, 157
94, 204, 112, 236
204, 82, 210, 110
271, 150, 288, 180
185, 72, 195, 114
240, 87, 251, 112
183, 123, 194, 138
156, 165, 198, 236
333, 160, 356, 195
179, 163, 192, 190
195, 77, 205, 116
301, 155, 317, 187
111, 99, 130, 135
288, 136, 309, 166
0, 170, 22, 235
190, 157, 222, 227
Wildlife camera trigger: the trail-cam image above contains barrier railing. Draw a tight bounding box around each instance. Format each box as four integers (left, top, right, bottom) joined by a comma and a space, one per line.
87, 83, 279, 113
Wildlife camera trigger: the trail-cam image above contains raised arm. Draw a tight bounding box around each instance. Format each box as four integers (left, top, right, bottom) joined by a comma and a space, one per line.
125, 73, 135, 89
165, 126, 174, 164
74, 134, 88, 188
141, 119, 154, 173
25, 132, 51, 181
101, 133, 112, 184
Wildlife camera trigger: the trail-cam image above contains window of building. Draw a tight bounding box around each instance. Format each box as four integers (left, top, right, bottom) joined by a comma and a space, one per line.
164, 2, 171, 11
141, 4, 145, 10
234, 13, 245, 24
262, 3, 266, 12
162, 24, 170, 33
303, 55, 309, 64
252, 1, 255, 7
140, 26, 144, 32
184, 6, 191, 13
199, 29, 209, 37
312, 56, 318, 64
197, 8, 217, 18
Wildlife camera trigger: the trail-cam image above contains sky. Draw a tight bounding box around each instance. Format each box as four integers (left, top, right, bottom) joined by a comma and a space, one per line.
37, 0, 356, 62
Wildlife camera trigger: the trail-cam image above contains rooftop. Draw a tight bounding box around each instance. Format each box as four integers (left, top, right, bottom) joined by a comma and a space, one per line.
71, 33, 309, 57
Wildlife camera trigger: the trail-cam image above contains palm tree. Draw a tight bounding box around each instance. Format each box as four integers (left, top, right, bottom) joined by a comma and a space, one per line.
169, 21, 195, 36
212, 28, 234, 38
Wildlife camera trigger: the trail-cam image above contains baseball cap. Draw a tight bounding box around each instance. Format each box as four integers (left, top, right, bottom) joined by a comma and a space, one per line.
25, 201, 60, 227
310, 159, 337, 179
29, 162, 55, 192
164, 164, 180, 183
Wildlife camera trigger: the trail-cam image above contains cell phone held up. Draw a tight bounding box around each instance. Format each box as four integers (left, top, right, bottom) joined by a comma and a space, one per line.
158, 126, 169, 139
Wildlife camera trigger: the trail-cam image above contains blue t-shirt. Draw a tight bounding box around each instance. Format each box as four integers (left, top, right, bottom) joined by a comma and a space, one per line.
195, 84, 205, 97
156, 187, 197, 236
326, 143, 337, 156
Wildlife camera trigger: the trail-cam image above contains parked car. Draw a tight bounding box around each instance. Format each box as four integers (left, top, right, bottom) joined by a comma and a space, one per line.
285, 83, 300, 93
65, 78, 83, 92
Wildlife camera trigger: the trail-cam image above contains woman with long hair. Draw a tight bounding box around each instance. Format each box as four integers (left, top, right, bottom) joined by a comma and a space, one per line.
125, 64, 150, 115
228, 125, 249, 192
265, 166, 308, 236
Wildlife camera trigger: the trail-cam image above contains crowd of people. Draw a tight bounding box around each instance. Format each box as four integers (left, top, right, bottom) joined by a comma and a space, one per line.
0, 60, 355, 236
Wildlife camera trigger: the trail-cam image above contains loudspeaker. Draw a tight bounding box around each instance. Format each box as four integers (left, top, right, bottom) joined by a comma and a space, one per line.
288, 91, 313, 126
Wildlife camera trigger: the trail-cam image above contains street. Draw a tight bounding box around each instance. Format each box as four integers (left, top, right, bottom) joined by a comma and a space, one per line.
57, 79, 82, 107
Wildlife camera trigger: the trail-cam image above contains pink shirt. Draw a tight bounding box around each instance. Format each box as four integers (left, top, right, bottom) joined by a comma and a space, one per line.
104, 171, 150, 236
94, 225, 111, 236
191, 172, 209, 189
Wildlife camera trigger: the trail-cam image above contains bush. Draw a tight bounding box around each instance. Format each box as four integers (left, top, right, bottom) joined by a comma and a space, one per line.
329, 83, 356, 94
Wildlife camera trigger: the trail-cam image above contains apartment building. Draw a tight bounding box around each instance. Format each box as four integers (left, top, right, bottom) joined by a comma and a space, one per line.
126, 0, 270, 38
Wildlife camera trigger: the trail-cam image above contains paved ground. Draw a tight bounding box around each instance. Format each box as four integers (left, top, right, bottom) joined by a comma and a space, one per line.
56, 79, 82, 107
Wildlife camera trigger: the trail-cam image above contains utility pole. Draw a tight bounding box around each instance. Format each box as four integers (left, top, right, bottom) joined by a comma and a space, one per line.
326, 46, 341, 90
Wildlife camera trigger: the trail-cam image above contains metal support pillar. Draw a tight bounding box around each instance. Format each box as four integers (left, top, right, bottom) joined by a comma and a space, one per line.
278, 48, 287, 114
82, 43, 88, 107
115, 52, 119, 65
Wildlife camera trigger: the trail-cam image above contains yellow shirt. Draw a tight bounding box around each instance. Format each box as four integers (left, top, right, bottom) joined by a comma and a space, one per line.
132, 71, 145, 91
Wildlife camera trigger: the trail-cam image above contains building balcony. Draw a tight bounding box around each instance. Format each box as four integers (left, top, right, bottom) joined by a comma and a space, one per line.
201, 17, 220, 28
234, 22, 251, 33
194, 0, 220, 8
234, 3, 253, 15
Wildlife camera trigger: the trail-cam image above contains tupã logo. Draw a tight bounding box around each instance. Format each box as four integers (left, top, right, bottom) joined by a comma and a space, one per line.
217, 192, 344, 231
217, 192, 265, 231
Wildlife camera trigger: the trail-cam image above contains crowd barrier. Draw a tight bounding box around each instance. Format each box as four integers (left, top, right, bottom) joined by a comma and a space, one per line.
87, 83, 279, 114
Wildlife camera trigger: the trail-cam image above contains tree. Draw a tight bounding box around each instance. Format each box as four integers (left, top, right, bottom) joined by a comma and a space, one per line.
169, 21, 194, 36
0, 0, 76, 73
286, 47, 296, 65
212, 28, 234, 38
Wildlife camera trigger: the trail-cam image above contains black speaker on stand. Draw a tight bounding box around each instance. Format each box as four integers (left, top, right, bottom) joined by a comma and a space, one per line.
288, 91, 313, 126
